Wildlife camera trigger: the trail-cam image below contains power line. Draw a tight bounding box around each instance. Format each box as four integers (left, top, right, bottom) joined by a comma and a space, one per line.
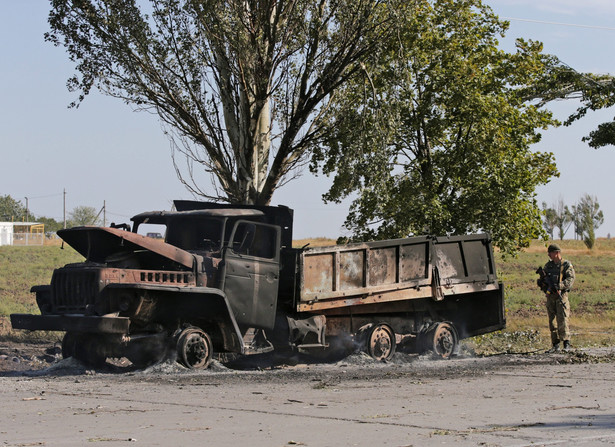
502, 17, 615, 31
106, 211, 132, 218
22, 192, 64, 200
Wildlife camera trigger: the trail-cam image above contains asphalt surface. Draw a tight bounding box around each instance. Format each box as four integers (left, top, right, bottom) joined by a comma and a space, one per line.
1, 345, 615, 447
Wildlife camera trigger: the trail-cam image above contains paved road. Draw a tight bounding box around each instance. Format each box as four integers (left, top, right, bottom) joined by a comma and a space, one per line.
1, 350, 614, 447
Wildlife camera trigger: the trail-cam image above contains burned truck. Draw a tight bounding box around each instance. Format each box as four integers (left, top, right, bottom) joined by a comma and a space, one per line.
11, 201, 505, 368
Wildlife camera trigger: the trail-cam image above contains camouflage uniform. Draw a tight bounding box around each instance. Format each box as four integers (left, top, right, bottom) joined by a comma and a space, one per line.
542, 257, 575, 347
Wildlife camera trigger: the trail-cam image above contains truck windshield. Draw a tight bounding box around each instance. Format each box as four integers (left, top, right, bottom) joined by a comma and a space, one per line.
165, 218, 224, 252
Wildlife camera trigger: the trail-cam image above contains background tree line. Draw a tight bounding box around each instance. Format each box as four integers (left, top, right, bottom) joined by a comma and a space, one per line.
542, 194, 604, 249
0, 195, 102, 233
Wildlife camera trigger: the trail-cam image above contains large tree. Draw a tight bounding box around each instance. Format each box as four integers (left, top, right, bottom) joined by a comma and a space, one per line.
541, 202, 557, 240
47, 0, 401, 205
312, 0, 558, 254
68, 205, 102, 227
542, 198, 572, 241
573, 194, 603, 249
0, 195, 28, 222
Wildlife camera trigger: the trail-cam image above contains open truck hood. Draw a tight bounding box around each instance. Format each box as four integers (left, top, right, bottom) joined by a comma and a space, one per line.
57, 226, 195, 269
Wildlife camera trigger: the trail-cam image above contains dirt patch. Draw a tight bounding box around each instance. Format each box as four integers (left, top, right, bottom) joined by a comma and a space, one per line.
0, 341, 62, 373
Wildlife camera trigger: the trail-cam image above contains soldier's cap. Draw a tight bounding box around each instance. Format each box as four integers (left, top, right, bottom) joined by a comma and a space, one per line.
548, 244, 561, 252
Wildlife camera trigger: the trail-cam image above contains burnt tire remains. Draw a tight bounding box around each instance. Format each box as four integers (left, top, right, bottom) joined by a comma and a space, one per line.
61, 332, 78, 359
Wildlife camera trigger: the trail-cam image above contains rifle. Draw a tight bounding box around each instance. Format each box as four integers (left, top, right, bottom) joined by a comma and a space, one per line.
536, 266, 564, 304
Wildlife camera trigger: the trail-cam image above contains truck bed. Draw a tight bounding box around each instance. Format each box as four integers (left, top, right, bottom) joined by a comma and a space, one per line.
297, 234, 500, 313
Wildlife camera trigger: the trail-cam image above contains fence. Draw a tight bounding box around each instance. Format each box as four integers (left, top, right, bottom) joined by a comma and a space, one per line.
12, 232, 45, 246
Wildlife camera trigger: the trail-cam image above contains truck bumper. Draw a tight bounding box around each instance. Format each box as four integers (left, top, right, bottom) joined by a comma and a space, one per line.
10, 314, 130, 334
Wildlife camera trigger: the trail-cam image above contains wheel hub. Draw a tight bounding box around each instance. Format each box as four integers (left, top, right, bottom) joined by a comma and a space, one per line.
177, 327, 212, 369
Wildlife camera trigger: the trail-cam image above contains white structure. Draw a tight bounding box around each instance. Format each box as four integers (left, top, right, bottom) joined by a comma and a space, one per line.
0, 222, 45, 246
0, 222, 13, 246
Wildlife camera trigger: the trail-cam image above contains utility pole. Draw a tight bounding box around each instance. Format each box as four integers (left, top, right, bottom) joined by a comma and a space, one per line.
103, 200, 106, 227
24, 197, 29, 222
63, 189, 66, 229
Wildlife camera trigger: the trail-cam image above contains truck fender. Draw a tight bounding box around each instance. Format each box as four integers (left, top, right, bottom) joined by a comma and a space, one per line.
104, 284, 246, 354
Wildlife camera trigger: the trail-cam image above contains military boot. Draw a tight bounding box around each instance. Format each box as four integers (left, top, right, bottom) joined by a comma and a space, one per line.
548, 342, 560, 353
563, 340, 571, 351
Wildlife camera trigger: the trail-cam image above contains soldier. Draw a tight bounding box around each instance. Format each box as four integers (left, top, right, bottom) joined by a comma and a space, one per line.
538, 244, 575, 352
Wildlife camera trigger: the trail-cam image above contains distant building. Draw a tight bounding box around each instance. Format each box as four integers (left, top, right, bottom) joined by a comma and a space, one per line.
0, 222, 45, 246
0, 222, 12, 246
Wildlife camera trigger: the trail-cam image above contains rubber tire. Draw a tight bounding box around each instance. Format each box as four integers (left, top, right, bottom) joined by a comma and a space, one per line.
61, 332, 78, 359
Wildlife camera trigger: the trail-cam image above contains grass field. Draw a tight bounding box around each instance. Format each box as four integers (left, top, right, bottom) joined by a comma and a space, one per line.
1, 238, 614, 353
487, 238, 615, 353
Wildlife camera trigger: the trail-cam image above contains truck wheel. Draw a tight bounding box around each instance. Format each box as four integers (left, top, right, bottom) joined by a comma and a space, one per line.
177, 327, 212, 369
424, 322, 458, 359
77, 334, 109, 367
366, 323, 396, 361
61, 332, 78, 359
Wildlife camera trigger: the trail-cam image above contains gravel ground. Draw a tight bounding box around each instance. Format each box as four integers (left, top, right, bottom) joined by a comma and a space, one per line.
1, 342, 615, 447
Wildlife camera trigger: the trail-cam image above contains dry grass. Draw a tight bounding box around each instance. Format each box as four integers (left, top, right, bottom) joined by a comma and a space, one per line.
479, 237, 615, 353
292, 237, 336, 248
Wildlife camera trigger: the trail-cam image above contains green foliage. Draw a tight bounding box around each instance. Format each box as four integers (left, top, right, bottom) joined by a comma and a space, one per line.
521, 54, 615, 148
312, 0, 558, 255
583, 120, 615, 148
568, 194, 603, 245
36, 216, 63, 233
68, 205, 101, 227
583, 209, 596, 250
574, 194, 603, 249
0, 195, 28, 221
565, 76, 615, 148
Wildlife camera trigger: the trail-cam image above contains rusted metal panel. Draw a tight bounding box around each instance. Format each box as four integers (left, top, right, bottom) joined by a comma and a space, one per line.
298, 286, 434, 312
298, 281, 499, 312
368, 247, 397, 286
299, 238, 431, 307
433, 234, 497, 284
339, 249, 365, 290
303, 252, 335, 294
58, 226, 196, 269
297, 234, 497, 313
399, 241, 430, 282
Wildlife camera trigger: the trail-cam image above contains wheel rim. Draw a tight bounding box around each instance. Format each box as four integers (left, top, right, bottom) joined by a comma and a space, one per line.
367, 324, 396, 361
432, 323, 457, 359
177, 328, 212, 369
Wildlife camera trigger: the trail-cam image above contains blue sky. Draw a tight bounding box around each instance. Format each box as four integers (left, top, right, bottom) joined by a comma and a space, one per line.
1, 1, 614, 239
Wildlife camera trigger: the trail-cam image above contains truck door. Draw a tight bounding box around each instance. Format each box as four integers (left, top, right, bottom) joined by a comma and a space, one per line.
222, 221, 281, 329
